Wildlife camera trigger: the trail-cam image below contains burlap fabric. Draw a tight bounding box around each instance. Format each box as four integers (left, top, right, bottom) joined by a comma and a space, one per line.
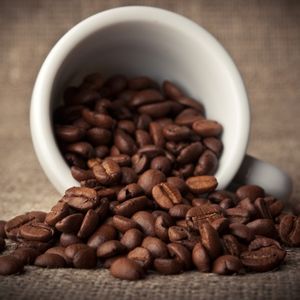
0, 0, 299, 299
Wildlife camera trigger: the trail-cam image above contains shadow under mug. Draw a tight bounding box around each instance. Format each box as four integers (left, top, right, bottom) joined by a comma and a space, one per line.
30, 6, 292, 200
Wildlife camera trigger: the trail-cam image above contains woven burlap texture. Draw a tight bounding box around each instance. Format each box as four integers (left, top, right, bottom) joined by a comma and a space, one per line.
0, 0, 300, 299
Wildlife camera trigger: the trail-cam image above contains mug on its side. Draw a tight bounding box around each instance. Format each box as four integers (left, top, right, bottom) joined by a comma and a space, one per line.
30, 6, 292, 200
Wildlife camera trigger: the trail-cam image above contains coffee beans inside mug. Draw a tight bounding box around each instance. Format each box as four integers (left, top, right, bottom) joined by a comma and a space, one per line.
1, 74, 299, 280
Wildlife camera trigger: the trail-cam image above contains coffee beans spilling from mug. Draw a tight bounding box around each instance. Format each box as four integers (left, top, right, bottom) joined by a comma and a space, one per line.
0, 74, 299, 279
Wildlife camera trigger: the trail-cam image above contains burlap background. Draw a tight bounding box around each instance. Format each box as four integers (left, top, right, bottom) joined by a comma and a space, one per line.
0, 0, 299, 299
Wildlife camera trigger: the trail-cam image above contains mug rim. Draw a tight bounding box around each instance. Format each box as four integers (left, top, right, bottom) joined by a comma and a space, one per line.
30, 6, 250, 194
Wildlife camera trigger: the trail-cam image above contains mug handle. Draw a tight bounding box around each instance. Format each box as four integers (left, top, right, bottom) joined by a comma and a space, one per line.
232, 154, 293, 201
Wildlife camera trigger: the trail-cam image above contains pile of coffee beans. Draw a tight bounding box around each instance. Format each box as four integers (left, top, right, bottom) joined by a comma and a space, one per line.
0, 74, 299, 280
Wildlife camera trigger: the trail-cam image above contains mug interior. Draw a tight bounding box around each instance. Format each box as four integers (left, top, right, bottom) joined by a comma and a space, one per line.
31, 7, 250, 194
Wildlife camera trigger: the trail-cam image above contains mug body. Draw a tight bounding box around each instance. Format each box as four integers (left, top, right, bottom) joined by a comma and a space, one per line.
30, 6, 250, 194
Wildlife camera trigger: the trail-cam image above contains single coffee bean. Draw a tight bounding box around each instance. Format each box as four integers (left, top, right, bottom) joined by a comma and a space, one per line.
112, 215, 139, 233
86, 127, 111, 146
150, 156, 172, 175
186, 176, 218, 194
12, 247, 40, 265
212, 255, 243, 275
131, 153, 149, 174
63, 187, 99, 211
154, 258, 183, 275
194, 150, 218, 176
254, 197, 273, 219
93, 159, 121, 185
45, 202, 70, 226
72, 117, 91, 130
211, 217, 230, 234
117, 120, 136, 135
137, 145, 165, 159
114, 196, 151, 217
55, 125, 86, 143
128, 76, 157, 90
94, 145, 110, 158
127, 247, 152, 269
65, 142, 94, 159
64, 243, 89, 263
135, 129, 152, 147
237, 198, 257, 217
110, 257, 144, 280
0, 255, 24, 275
175, 96, 204, 113
87, 224, 117, 248
192, 242, 210, 272
55, 213, 84, 233
136, 114, 152, 130
34, 253, 66, 268
0, 220, 7, 238
168, 226, 190, 242
246, 219, 277, 238
152, 182, 182, 210
175, 108, 203, 127
138, 169, 166, 195
114, 129, 137, 156
154, 215, 172, 242
131, 211, 155, 236
203, 137, 223, 157
71, 166, 95, 181
162, 80, 183, 100
138, 101, 173, 118
120, 228, 144, 251
121, 167, 138, 185
191, 198, 210, 207
186, 204, 223, 230
46, 247, 69, 263
229, 223, 255, 242
167, 177, 188, 194
77, 209, 99, 239
117, 183, 144, 202
19, 222, 54, 242
240, 245, 286, 272
192, 119, 222, 137
60, 233, 82, 247
225, 207, 251, 224
141, 236, 169, 258
65, 87, 99, 106
130, 89, 163, 107
177, 142, 203, 165
248, 237, 283, 251
265, 197, 284, 217
169, 204, 192, 219
104, 155, 131, 167
104, 74, 127, 95
236, 185, 265, 202
73, 247, 97, 269
278, 214, 300, 246
149, 122, 165, 148
199, 222, 222, 259
162, 124, 191, 142
103, 255, 126, 269
82, 108, 116, 129
167, 243, 192, 270
97, 240, 126, 258
17, 240, 52, 253
222, 234, 243, 257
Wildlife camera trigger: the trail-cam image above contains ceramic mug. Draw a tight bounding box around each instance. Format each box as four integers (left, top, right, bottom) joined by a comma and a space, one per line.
30, 6, 292, 200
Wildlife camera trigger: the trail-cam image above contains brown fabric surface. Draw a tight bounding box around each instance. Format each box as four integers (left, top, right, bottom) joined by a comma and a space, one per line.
0, 0, 299, 299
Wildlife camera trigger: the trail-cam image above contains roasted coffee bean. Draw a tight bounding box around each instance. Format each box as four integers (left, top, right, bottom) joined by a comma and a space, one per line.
169, 204, 191, 219
94, 145, 110, 158
114, 129, 137, 155
0, 255, 24, 275
175, 108, 203, 127
149, 122, 165, 147
254, 197, 273, 219
132, 211, 155, 236
136, 114, 152, 130
87, 224, 117, 248
77, 209, 99, 239
59, 233, 82, 247
55, 213, 84, 233
12, 247, 39, 265
225, 207, 251, 224
86, 127, 111, 145
162, 124, 191, 142
104, 74, 127, 95
97, 188, 116, 200
152, 182, 182, 210
247, 219, 277, 238
192, 119, 222, 137
219, 198, 234, 209
163, 81, 183, 100
240, 245, 286, 272
265, 197, 284, 217
186, 176, 218, 194
237, 198, 257, 217
177, 142, 203, 165
138, 145, 165, 158
248, 237, 282, 251
168, 226, 190, 242
120, 228, 144, 251
110, 257, 144, 280
194, 150, 218, 176
141, 236, 169, 258
65, 142, 94, 158
192, 242, 210, 272
278, 214, 300, 246
72, 117, 91, 130
117, 183, 144, 202
45, 247, 70, 264
166, 177, 188, 194
63, 187, 99, 211
54, 104, 84, 123
65, 87, 99, 106
34, 253, 66, 268
0, 237, 6, 252
130, 89, 163, 107
175, 96, 204, 113
127, 247, 152, 269
211, 217, 230, 234
17, 240, 52, 253
154, 258, 183, 275
167, 243, 192, 270
229, 223, 254, 242
236, 185, 265, 202
71, 166, 95, 181
199, 222, 222, 259
64, 243, 89, 263
95, 198, 110, 220
0, 220, 7, 238
203, 137, 223, 157
117, 120, 136, 135
191, 198, 210, 207
208, 190, 238, 204
82, 108, 116, 129
135, 129, 152, 147
93, 159, 121, 185
97, 240, 126, 258
106, 154, 131, 167
138, 169, 166, 195
55, 125, 86, 143
186, 204, 223, 230
150, 156, 172, 175
154, 215, 173, 242
172, 164, 194, 179
222, 234, 243, 257
121, 167, 138, 185
114, 196, 151, 217
131, 153, 149, 174
128, 76, 157, 90
138, 101, 173, 118
82, 72, 104, 90
112, 215, 139, 233
73, 247, 97, 269
212, 255, 243, 275
20, 222, 54, 242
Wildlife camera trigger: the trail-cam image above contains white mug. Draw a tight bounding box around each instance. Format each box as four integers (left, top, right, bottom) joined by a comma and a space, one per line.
30, 6, 292, 200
